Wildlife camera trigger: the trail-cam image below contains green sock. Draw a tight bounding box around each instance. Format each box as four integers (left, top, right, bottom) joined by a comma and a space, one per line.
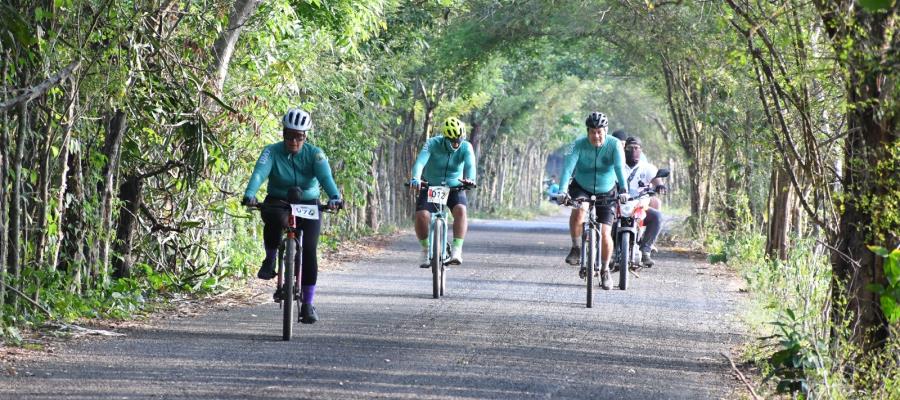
419, 239, 429, 248
452, 238, 464, 248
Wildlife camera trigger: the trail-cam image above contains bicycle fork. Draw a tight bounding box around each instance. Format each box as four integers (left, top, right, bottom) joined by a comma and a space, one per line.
582, 222, 601, 271
428, 214, 448, 264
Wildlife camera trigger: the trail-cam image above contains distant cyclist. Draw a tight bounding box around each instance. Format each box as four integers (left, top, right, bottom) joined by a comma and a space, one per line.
557, 112, 627, 290
242, 108, 343, 324
545, 175, 560, 202
409, 117, 477, 267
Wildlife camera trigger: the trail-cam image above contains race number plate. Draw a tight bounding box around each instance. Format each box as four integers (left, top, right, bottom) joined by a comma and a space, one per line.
427, 186, 450, 205
291, 204, 320, 220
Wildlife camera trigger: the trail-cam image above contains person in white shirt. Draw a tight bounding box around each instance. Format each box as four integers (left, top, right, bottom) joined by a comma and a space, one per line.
623, 136, 666, 266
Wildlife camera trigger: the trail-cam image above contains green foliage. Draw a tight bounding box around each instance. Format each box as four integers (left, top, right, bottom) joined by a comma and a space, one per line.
867, 246, 900, 325
717, 231, 900, 398
859, 0, 895, 12
857, 142, 900, 245
1, 326, 24, 346
764, 308, 826, 394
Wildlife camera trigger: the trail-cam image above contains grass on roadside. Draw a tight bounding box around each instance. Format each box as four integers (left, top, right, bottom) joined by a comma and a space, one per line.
707, 231, 900, 399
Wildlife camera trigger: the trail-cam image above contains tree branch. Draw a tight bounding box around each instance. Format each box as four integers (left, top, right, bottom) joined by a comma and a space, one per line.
0, 59, 82, 112
1, 282, 53, 318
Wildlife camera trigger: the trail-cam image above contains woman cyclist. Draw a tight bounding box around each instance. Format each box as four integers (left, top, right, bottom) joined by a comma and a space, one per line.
241, 108, 343, 324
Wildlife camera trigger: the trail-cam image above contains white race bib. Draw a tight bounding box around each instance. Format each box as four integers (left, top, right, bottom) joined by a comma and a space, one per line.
291, 204, 320, 220
427, 186, 450, 205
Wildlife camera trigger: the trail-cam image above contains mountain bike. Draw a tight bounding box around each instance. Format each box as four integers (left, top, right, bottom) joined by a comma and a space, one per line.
407, 180, 476, 299
249, 195, 341, 341
559, 194, 614, 308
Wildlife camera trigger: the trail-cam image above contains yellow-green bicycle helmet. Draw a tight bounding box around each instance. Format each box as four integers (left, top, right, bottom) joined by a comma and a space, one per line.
441, 117, 466, 141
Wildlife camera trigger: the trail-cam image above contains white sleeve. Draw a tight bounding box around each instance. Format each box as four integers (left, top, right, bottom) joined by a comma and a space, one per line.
643, 164, 658, 185
633, 163, 656, 187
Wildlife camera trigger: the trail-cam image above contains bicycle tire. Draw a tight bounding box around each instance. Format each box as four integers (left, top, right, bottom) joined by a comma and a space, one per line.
440, 242, 449, 296
583, 227, 594, 308
432, 219, 444, 299
282, 238, 296, 341
295, 238, 303, 322
618, 232, 631, 290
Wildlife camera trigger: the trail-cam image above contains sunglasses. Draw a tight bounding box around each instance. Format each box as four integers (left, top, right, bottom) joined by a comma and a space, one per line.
283, 131, 307, 142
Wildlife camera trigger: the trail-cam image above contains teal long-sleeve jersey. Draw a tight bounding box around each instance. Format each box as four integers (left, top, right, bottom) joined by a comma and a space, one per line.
410, 136, 477, 187
244, 142, 340, 201
558, 135, 627, 194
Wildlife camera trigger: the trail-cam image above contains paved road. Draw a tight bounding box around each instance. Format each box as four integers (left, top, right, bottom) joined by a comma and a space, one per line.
1, 214, 746, 399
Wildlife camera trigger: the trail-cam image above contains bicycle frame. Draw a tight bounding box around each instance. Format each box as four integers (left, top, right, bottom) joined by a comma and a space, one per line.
574, 196, 611, 261
409, 180, 476, 299
427, 203, 451, 266
251, 200, 339, 341
276, 217, 302, 305
564, 195, 613, 307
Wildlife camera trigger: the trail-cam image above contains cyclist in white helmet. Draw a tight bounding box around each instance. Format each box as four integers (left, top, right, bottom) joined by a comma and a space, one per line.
556, 112, 628, 290
242, 108, 343, 324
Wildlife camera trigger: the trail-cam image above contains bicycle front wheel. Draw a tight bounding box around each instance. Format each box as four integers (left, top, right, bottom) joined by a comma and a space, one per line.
440, 242, 449, 296
618, 232, 632, 291
583, 228, 595, 308
431, 219, 445, 299
282, 238, 296, 341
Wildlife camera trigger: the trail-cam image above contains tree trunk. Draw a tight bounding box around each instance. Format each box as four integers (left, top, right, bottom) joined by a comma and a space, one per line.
417, 79, 444, 141
766, 164, 793, 260
723, 143, 742, 232
96, 110, 126, 285
112, 177, 143, 279
422, 105, 435, 140
812, 0, 898, 349
50, 84, 77, 270
700, 134, 718, 218
0, 109, 8, 317
33, 111, 54, 269
209, 0, 261, 92
60, 143, 86, 293
366, 149, 380, 230
8, 103, 29, 310
470, 119, 481, 159
661, 58, 706, 229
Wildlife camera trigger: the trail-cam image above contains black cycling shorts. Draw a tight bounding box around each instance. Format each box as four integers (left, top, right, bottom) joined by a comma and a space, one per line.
415, 187, 467, 212
567, 180, 616, 226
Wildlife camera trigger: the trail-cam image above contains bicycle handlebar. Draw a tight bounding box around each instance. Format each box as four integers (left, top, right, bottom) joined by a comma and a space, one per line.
247, 201, 342, 213
625, 188, 660, 202
557, 195, 617, 207
404, 181, 478, 191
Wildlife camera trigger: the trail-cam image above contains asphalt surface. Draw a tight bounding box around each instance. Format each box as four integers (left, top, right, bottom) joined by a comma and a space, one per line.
0, 213, 747, 399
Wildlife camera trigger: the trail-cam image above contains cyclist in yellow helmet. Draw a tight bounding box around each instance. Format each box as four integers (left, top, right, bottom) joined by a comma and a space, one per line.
409, 117, 477, 266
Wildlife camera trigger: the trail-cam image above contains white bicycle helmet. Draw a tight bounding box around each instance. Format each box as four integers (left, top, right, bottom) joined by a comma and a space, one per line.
283, 108, 312, 131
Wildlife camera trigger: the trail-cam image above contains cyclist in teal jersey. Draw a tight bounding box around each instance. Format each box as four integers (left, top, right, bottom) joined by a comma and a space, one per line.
242, 108, 343, 323
557, 112, 628, 290
409, 117, 477, 267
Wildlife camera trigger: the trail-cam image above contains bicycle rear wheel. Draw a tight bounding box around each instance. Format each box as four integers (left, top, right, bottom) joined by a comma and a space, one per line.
583, 227, 594, 308
431, 219, 445, 299
282, 238, 296, 341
